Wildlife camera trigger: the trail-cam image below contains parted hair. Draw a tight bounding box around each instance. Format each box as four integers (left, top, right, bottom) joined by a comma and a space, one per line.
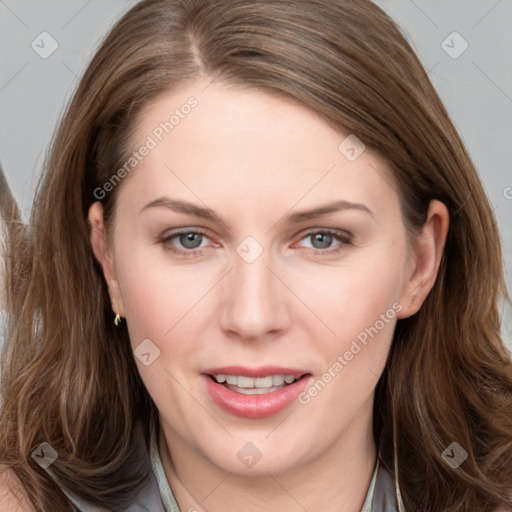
1, 0, 511, 510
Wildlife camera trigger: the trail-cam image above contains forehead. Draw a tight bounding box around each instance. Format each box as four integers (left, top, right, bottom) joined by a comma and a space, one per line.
120, 80, 399, 220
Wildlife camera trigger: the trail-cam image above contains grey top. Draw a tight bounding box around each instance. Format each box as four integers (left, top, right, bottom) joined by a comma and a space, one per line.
49, 432, 400, 511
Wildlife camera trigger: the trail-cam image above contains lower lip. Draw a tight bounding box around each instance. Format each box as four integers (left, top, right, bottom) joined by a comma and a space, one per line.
204, 375, 311, 419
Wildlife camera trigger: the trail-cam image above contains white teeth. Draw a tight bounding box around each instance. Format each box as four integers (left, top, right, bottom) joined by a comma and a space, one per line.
237, 376, 255, 388
272, 375, 285, 386
213, 374, 299, 388
255, 376, 273, 388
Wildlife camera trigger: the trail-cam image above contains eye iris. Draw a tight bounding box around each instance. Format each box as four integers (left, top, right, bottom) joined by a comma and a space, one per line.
311, 233, 333, 249
180, 232, 202, 249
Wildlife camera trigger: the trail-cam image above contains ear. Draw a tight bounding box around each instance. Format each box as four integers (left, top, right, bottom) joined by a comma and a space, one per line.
397, 199, 449, 319
88, 201, 125, 319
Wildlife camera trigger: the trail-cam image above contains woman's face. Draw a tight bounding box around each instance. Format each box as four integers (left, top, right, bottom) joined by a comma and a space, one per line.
90, 79, 440, 476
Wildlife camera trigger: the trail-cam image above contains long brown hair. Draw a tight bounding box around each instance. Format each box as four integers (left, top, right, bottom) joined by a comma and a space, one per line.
1, 0, 511, 510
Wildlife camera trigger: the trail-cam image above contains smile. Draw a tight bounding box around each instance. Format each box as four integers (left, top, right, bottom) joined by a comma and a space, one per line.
203, 366, 311, 418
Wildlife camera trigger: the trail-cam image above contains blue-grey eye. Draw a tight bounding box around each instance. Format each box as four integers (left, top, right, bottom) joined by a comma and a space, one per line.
179, 232, 203, 249
310, 233, 334, 249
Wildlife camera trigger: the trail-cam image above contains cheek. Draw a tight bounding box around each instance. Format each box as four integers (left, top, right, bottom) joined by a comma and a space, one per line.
299, 244, 406, 341
293, 242, 407, 403
114, 253, 208, 416
113, 237, 208, 340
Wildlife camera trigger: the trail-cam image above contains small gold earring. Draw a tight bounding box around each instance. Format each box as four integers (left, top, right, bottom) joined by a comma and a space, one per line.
114, 313, 121, 326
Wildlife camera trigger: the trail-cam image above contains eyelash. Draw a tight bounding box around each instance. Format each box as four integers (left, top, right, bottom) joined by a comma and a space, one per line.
160, 229, 352, 257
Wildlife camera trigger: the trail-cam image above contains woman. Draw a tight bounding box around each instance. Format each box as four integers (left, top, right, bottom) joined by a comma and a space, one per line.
1, 0, 511, 510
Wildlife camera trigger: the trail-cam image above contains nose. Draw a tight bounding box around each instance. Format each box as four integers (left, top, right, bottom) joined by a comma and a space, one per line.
219, 247, 290, 342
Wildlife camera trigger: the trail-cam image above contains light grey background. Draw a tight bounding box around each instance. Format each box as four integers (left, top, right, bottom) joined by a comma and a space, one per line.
0, 0, 511, 345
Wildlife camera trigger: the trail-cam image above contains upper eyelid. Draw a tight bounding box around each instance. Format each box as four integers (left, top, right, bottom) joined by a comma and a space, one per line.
300, 228, 351, 237
161, 227, 350, 238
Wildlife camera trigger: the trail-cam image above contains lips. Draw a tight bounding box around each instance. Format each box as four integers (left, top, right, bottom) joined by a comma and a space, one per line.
203, 366, 311, 419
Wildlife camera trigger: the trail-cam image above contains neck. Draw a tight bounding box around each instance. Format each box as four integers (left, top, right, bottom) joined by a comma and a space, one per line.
158, 404, 377, 512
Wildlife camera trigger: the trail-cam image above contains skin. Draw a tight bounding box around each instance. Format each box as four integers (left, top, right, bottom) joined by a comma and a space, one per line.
89, 79, 448, 512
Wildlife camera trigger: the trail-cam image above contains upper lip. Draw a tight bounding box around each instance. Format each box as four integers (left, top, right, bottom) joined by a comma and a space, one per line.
203, 366, 310, 378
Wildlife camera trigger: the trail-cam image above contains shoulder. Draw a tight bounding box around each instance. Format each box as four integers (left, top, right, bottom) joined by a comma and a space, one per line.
0, 467, 36, 512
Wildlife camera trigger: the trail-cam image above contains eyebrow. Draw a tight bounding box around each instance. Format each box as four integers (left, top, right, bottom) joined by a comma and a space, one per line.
282, 200, 374, 223
140, 197, 373, 223
141, 197, 222, 222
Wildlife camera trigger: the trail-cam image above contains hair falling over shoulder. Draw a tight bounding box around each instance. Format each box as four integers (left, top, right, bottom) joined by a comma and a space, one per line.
1, 1, 511, 510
